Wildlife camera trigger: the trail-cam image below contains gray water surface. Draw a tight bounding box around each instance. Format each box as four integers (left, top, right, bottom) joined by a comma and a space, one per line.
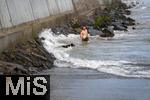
48, 1, 150, 100
61, 0, 150, 78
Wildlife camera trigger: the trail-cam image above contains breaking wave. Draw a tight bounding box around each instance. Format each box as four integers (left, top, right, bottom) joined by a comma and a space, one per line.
39, 29, 150, 78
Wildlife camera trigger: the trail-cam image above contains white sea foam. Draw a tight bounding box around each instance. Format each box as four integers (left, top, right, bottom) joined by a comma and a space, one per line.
122, 0, 148, 11
114, 30, 137, 40
39, 29, 150, 78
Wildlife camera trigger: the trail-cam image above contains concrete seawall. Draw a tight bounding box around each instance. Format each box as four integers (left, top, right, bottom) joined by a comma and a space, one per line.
0, 0, 119, 53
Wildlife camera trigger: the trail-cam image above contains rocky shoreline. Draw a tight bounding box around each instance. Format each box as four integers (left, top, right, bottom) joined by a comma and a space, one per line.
0, 1, 136, 75
0, 38, 56, 75
51, 2, 135, 37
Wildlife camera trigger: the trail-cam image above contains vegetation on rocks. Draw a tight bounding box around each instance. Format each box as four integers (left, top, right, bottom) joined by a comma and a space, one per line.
94, 16, 111, 28
52, 1, 136, 37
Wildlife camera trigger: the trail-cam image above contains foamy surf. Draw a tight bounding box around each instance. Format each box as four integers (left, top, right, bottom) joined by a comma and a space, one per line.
39, 29, 150, 78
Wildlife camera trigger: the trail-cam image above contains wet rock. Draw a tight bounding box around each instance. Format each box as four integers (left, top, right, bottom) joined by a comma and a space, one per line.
40, 37, 45, 41
112, 22, 127, 31
70, 18, 81, 28
52, 26, 77, 36
100, 28, 114, 37
80, 18, 94, 26
132, 27, 136, 30
119, 2, 130, 9
88, 27, 103, 36
114, 24, 127, 31
126, 17, 135, 25
130, 2, 138, 7
73, 28, 82, 33
71, 23, 81, 29
62, 43, 75, 48
122, 23, 128, 29
52, 27, 68, 35
124, 10, 131, 15
0, 38, 56, 74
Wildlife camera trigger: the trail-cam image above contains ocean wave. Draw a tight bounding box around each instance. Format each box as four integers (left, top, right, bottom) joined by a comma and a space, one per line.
39, 29, 150, 78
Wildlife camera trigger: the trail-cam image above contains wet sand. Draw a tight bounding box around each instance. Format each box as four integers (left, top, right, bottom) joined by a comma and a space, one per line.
41, 68, 150, 100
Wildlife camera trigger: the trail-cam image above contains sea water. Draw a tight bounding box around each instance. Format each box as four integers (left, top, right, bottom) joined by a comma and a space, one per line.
40, 0, 150, 78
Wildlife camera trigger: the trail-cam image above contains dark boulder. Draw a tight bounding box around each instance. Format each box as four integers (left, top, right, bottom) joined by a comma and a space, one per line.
40, 37, 45, 41
73, 28, 82, 33
88, 27, 103, 36
126, 17, 135, 25
69, 18, 81, 28
52, 26, 77, 36
112, 22, 127, 31
62, 43, 75, 48
124, 10, 131, 15
80, 18, 95, 26
132, 27, 136, 30
100, 28, 114, 37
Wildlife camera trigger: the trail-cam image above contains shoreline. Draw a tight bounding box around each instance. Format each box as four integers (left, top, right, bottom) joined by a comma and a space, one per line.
0, 1, 136, 75
43, 67, 150, 79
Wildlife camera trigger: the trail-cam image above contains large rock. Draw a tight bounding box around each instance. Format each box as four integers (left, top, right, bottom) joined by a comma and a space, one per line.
52, 26, 77, 35
0, 38, 56, 74
62, 43, 75, 48
80, 18, 95, 26
100, 28, 114, 37
112, 22, 127, 31
124, 10, 131, 15
88, 27, 103, 36
126, 17, 135, 25
73, 28, 82, 33
69, 18, 81, 29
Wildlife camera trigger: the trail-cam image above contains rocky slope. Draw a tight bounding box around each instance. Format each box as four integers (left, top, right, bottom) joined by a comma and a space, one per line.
0, 38, 55, 75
